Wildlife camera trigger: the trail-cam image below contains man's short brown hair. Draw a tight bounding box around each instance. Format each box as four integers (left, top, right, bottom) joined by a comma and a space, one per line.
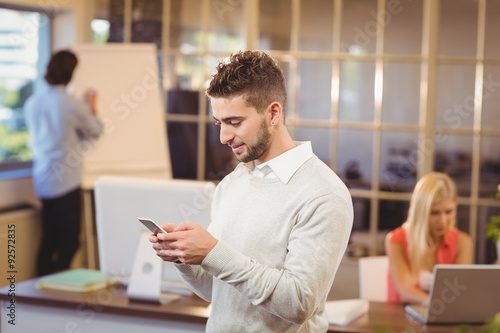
206, 50, 286, 113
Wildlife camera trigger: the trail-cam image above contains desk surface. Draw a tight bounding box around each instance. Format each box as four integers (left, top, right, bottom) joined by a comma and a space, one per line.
330, 301, 484, 333
0, 277, 210, 325
0, 278, 486, 333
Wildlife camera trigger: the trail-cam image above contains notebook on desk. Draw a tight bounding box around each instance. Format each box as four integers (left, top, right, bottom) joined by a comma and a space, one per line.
405, 264, 500, 325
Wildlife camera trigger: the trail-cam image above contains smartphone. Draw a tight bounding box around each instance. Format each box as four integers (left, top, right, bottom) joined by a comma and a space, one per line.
138, 217, 167, 235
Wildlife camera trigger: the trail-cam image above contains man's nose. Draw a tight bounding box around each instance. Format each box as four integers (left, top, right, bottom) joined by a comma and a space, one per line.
219, 124, 233, 145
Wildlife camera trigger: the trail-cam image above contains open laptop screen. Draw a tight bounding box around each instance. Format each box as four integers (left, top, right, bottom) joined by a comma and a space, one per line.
410, 264, 500, 324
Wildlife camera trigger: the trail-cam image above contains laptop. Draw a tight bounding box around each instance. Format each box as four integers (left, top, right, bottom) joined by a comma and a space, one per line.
405, 264, 500, 324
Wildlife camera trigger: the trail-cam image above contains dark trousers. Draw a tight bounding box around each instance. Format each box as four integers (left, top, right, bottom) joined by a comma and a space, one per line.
36, 188, 82, 276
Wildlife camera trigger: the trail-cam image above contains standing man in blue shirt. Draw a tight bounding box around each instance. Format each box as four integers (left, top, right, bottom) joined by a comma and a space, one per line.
25, 50, 103, 276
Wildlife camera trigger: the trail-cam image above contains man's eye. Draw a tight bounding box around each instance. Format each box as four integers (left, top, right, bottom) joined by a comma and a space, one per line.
229, 121, 241, 126
214, 121, 221, 126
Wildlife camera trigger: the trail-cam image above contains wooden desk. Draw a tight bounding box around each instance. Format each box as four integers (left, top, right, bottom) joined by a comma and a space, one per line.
329, 301, 485, 333
1, 278, 485, 333
0, 278, 209, 333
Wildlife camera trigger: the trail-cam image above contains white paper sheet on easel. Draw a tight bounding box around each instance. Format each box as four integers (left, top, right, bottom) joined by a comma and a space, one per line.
71, 43, 171, 180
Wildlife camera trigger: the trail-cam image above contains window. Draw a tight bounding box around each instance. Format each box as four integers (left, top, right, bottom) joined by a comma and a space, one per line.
0, 6, 50, 171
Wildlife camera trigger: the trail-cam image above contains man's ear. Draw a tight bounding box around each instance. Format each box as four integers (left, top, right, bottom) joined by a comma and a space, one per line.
269, 101, 283, 125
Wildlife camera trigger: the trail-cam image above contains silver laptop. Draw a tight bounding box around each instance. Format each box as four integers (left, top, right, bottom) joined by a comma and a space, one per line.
405, 264, 500, 324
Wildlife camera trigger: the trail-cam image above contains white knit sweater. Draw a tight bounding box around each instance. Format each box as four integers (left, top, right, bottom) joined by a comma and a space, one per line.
176, 155, 353, 332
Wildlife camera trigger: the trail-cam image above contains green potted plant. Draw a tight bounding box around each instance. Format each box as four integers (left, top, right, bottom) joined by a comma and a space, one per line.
486, 184, 500, 264
486, 214, 500, 245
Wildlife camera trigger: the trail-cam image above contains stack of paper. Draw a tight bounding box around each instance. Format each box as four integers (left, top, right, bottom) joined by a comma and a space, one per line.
36, 268, 115, 293
325, 299, 369, 326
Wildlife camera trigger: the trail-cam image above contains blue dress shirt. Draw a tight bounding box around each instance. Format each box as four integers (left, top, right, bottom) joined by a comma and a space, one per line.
24, 84, 103, 198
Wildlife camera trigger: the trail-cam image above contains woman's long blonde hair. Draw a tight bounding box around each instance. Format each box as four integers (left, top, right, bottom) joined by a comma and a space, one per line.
405, 172, 457, 275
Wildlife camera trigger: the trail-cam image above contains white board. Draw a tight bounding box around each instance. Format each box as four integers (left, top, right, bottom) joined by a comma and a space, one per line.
70, 43, 171, 183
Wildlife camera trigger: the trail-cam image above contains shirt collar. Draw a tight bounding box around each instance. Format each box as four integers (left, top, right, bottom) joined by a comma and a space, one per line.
244, 141, 313, 184
46, 84, 67, 94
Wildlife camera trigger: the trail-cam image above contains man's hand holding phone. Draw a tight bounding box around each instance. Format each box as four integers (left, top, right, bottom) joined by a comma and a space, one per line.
139, 218, 181, 263
141, 218, 218, 265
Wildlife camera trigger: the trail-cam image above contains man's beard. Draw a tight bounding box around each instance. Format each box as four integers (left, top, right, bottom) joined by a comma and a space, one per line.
236, 119, 271, 163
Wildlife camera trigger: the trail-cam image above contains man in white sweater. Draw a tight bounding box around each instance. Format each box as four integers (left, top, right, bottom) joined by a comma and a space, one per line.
151, 50, 353, 332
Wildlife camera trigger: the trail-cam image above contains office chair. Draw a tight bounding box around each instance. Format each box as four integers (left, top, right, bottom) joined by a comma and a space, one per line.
358, 255, 389, 301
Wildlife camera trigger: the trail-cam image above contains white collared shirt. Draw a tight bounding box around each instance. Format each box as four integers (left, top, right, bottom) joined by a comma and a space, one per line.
249, 141, 313, 184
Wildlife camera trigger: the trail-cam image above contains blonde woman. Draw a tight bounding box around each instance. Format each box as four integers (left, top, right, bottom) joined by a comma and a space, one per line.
385, 172, 473, 306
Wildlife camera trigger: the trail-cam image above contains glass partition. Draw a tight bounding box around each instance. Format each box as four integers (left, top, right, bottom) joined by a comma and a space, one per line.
380, 131, 419, 193
294, 126, 331, 165
341, 0, 378, 54
298, 0, 334, 52
339, 60, 375, 123
337, 128, 373, 188
383, 0, 423, 55
435, 64, 476, 129
434, 133, 473, 197
438, 0, 478, 58
296, 60, 333, 120
259, 0, 291, 51
481, 65, 500, 131
382, 62, 421, 125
